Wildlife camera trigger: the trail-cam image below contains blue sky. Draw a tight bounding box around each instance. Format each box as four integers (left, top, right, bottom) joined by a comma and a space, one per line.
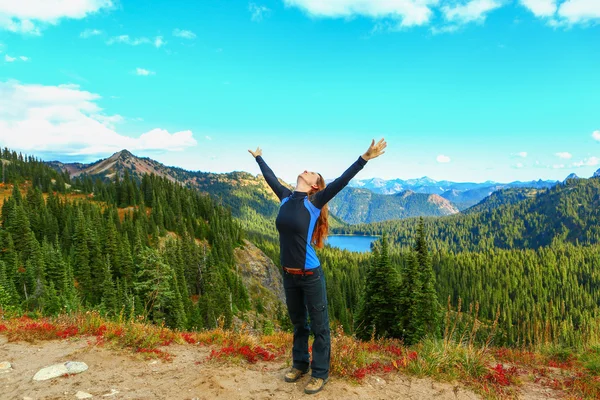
0, 0, 599, 184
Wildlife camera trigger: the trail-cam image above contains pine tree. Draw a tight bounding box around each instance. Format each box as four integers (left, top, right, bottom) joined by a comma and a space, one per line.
415, 218, 441, 339
398, 251, 424, 345
133, 248, 176, 324
354, 234, 402, 340
100, 255, 117, 317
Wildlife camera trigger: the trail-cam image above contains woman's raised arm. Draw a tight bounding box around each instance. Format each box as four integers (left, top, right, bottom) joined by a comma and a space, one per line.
309, 138, 386, 209
249, 147, 292, 201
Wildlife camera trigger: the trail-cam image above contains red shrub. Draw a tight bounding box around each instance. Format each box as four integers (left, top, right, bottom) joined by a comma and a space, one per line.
56, 326, 78, 339
485, 363, 518, 387
181, 333, 196, 344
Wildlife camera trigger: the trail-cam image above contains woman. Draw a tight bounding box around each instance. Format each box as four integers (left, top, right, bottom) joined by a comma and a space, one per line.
248, 138, 386, 394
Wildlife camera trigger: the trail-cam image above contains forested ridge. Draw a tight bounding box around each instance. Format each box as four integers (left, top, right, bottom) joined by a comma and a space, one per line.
327, 178, 600, 346
0, 148, 251, 331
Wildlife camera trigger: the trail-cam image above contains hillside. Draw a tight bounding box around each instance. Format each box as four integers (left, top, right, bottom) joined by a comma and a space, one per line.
463, 187, 541, 215
328, 187, 459, 224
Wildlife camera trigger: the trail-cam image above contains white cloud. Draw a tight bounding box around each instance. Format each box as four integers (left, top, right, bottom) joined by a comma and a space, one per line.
520, 0, 556, 17
592, 130, 600, 141
249, 3, 271, 22
0, 80, 196, 156
107, 35, 147, 45
0, 0, 112, 34
441, 0, 502, 24
516, 151, 528, 158
436, 154, 451, 163
573, 157, 600, 167
283, 0, 437, 27
552, 164, 565, 169
555, 152, 572, 159
558, 0, 600, 23
154, 36, 165, 48
4, 54, 15, 62
442, 0, 503, 24
173, 29, 196, 39
514, 162, 524, 168
19, 56, 28, 61
135, 68, 155, 76
80, 28, 102, 38
430, 24, 461, 34
107, 35, 165, 47
521, 0, 600, 24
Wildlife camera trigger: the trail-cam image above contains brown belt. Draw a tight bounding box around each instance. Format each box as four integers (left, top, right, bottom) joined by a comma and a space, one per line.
283, 267, 314, 275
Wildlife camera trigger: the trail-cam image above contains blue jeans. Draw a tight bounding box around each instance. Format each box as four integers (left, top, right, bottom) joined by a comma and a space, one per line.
283, 265, 331, 380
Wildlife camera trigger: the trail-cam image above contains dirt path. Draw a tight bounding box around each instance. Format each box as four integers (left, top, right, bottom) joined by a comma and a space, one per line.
0, 334, 558, 400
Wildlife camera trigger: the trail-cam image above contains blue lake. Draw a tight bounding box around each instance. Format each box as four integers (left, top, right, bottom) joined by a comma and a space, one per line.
325, 235, 380, 253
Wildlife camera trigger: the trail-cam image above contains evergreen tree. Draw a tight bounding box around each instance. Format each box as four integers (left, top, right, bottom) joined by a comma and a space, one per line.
415, 218, 441, 339
354, 234, 402, 340
100, 255, 118, 317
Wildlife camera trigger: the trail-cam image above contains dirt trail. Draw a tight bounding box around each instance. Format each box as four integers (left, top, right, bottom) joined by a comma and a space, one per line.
0, 334, 557, 400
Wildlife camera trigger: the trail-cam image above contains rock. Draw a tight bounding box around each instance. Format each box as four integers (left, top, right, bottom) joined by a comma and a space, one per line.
75, 391, 93, 399
33, 361, 88, 381
0, 361, 11, 373
102, 388, 119, 397
0, 335, 7, 345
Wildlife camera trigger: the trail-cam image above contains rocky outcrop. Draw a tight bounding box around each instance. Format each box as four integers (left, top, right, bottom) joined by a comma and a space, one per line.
234, 239, 285, 317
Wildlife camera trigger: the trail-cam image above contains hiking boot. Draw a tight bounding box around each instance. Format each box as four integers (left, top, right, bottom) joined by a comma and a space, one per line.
304, 377, 329, 394
284, 367, 308, 383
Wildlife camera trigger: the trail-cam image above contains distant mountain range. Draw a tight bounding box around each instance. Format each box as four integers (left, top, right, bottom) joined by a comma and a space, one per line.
337, 176, 561, 210
46, 150, 600, 226
328, 187, 459, 224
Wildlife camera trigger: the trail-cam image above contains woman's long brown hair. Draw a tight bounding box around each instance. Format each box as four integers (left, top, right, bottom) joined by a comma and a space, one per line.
308, 173, 329, 249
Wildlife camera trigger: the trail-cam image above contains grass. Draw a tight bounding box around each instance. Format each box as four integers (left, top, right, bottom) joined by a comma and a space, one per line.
0, 309, 599, 399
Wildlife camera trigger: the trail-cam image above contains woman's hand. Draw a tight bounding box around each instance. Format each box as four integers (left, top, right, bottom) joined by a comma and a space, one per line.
248, 147, 262, 158
362, 138, 386, 161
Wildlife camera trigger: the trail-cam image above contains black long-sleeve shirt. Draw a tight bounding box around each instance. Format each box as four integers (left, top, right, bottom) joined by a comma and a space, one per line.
255, 155, 368, 270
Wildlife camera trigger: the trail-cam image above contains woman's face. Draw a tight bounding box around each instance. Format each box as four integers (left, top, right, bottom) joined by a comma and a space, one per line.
298, 170, 319, 189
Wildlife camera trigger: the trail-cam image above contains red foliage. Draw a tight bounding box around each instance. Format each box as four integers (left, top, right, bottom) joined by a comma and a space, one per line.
136, 347, 173, 361
209, 344, 277, 364
181, 333, 196, 344
352, 360, 399, 380
547, 356, 573, 369
56, 326, 79, 339
385, 344, 403, 357
485, 363, 518, 387
0, 324, 7, 332
92, 324, 108, 336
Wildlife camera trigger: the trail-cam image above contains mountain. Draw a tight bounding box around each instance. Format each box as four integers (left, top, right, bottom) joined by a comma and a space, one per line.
594, 168, 600, 178
328, 187, 459, 224
463, 187, 541, 215
564, 173, 579, 182
47, 149, 179, 183
343, 176, 558, 210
